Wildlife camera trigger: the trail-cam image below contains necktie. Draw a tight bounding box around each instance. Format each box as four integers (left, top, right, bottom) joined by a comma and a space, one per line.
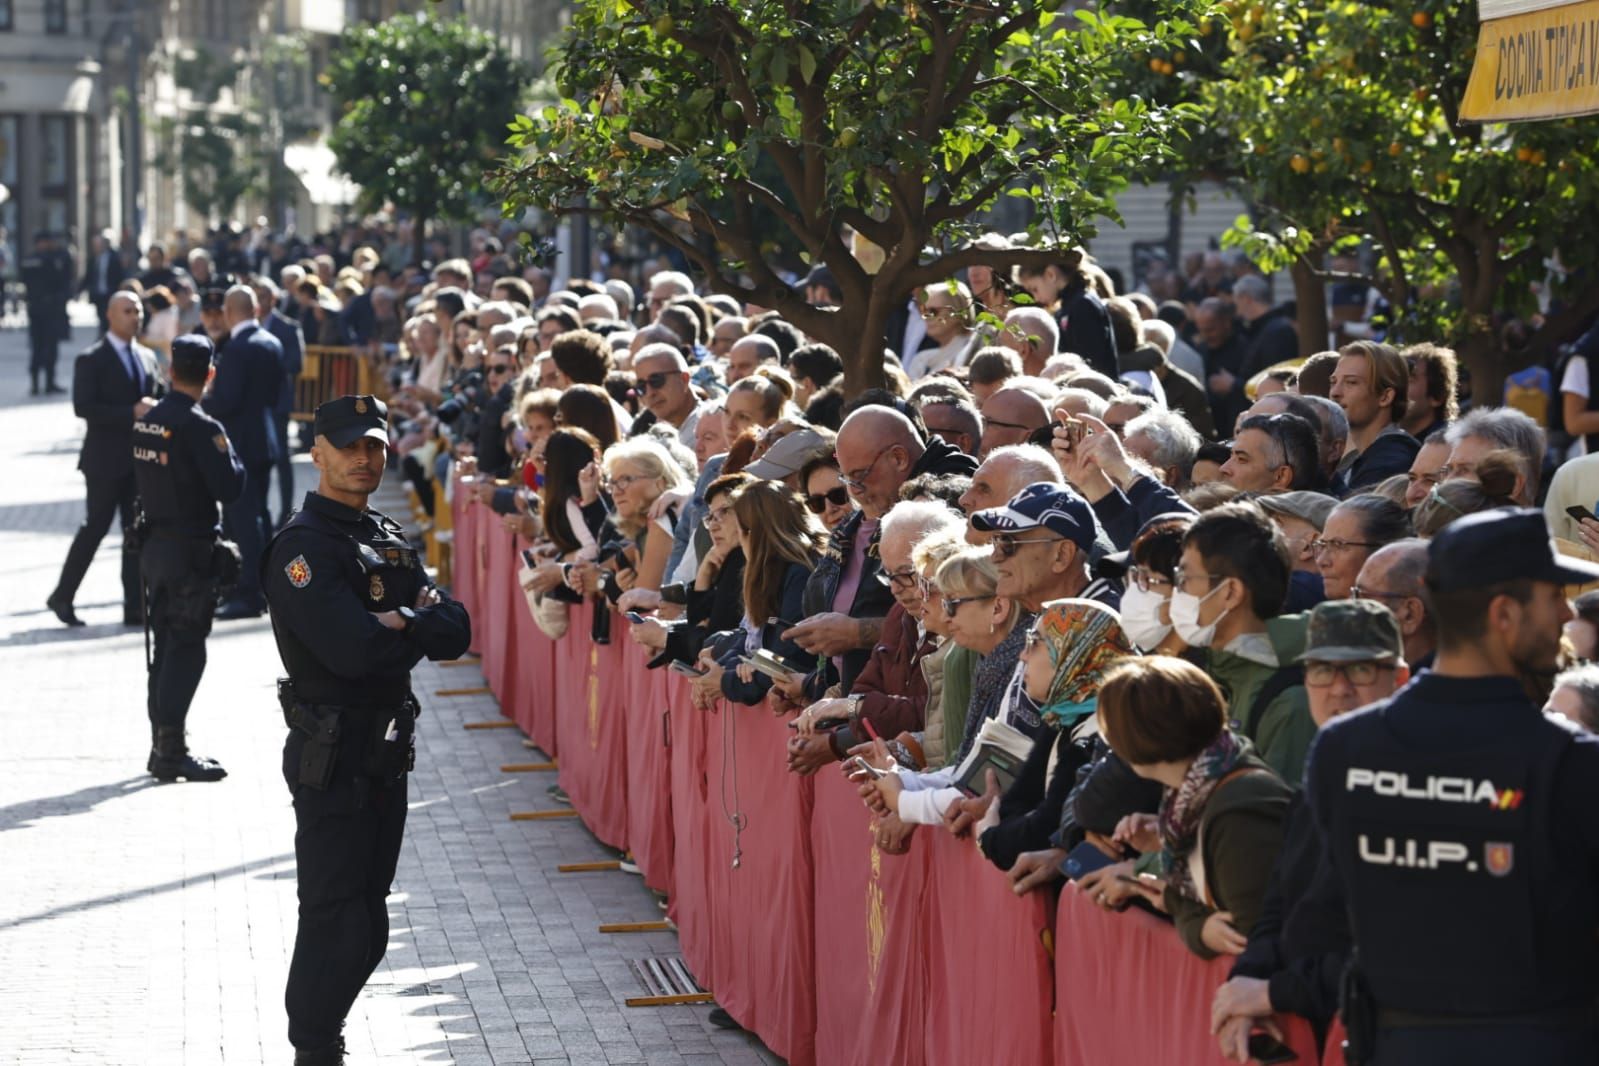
119, 342, 143, 393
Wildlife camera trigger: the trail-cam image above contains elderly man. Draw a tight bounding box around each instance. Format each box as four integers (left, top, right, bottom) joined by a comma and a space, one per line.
727, 334, 779, 384
632, 342, 708, 449
1442, 406, 1547, 508
1353, 538, 1436, 670
978, 385, 1050, 458
1124, 407, 1203, 488
919, 398, 983, 458
1000, 306, 1060, 378
778, 405, 975, 704
957, 444, 1063, 516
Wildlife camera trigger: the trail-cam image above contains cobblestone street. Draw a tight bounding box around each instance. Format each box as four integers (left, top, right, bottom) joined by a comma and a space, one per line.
0, 313, 775, 1065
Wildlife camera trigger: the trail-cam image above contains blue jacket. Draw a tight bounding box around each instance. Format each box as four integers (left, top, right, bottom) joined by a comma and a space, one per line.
264, 309, 305, 416
206, 322, 283, 468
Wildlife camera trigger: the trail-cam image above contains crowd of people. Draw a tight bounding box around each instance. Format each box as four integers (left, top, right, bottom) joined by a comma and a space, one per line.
33, 211, 1599, 1060
398, 231, 1599, 1061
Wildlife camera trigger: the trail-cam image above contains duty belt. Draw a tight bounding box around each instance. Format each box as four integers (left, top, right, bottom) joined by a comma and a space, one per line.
1378, 1003, 1599, 1030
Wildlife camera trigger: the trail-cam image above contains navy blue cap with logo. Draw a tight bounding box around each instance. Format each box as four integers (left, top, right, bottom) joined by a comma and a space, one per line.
970, 481, 1097, 550
1426, 507, 1599, 592
313, 394, 388, 449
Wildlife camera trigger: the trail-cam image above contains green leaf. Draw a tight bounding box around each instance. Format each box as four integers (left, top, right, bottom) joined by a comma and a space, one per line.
798, 46, 817, 85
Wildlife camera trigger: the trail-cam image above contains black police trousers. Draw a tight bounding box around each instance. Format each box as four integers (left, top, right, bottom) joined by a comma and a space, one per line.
1374, 1022, 1599, 1065
282, 730, 407, 1052
142, 537, 218, 733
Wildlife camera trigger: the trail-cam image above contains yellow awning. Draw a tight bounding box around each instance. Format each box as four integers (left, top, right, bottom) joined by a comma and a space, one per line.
1462, 0, 1599, 121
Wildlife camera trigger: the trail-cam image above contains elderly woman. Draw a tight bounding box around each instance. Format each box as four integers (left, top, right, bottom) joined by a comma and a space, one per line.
568, 437, 690, 600
976, 599, 1137, 876
1093, 657, 1292, 961
1316, 493, 1411, 600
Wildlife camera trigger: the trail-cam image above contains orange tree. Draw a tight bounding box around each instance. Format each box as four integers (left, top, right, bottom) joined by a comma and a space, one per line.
1201, 0, 1599, 394
491, 0, 1206, 393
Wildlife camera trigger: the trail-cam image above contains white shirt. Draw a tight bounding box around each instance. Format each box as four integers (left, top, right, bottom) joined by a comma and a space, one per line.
904, 332, 977, 381
1545, 452, 1599, 542
229, 318, 255, 341
1562, 356, 1590, 457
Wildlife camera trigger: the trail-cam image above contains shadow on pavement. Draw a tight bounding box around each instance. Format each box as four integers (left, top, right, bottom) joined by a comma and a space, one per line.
0, 850, 296, 931
0, 775, 157, 834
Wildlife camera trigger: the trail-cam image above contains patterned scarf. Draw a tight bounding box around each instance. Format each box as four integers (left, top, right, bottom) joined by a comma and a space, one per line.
1157, 729, 1252, 902
1031, 598, 1135, 729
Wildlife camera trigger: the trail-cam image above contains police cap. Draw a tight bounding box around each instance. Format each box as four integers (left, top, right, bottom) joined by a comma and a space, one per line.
314, 395, 388, 448
1298, 599, 1403, 664
1427, 507, 1599, 592
169, 332, 215, 382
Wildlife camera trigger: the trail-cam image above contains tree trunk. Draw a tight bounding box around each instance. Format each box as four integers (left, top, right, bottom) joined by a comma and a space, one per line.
838, 283, 895, 397
1457, 325, 1503, 409
1290, 254, 1330, 357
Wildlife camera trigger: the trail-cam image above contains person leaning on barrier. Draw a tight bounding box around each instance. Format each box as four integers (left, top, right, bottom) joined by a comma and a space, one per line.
1305, 509, 1599, 1066
263, 394, 471, 1066
132, 333, 245, 782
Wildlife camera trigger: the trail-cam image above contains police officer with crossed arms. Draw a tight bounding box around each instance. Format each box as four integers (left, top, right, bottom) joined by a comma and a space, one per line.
132, 333, 244, 781
1306, 508, 1599, 1064
264, 395, 470, 1066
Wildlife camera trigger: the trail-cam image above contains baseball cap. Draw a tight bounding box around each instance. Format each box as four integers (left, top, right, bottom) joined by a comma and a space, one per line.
743, 428, 832, 481
801, 263, 836, 290
1426, 508, 1599, 592
1297, 599, 1403, 664
1257, 490, 1338, 532
314, 394, 388, 448
971, 482, 1096, 549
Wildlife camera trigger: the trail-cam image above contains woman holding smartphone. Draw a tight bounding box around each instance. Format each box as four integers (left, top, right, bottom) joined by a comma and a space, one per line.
631, 472, 751, 665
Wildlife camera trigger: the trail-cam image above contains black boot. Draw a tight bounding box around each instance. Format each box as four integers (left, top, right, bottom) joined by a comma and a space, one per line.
292, 1039, 345, 1065
148, 728, 227, 782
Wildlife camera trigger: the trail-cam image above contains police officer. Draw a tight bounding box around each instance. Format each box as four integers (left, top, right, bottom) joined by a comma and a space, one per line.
133, 333, 245, 781
20, 231, 70, 395
1305, 508, 1599, 1064
263, 394, 470, 1066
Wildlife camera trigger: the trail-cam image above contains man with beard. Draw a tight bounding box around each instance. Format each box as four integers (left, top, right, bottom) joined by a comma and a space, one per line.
1305, 509, 1599, 1065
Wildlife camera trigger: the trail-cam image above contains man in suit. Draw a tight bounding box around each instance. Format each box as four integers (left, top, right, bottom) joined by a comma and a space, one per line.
206, 285, 283, 619
253, 276, 305, 527
49, 291, 162, 626
78, 230, 127, 335
21, 232, 72, 395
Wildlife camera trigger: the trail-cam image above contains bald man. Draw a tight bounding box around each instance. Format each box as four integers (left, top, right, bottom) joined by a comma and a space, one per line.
978, 385, 1050, 458
1353, 539, 1436, 670
778, 403, 976, 714
207, 285, 285, 618
726, 334, 779, 384
48, 291, 162, 626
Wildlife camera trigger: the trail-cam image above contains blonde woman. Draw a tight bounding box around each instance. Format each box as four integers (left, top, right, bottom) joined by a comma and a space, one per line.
577, 437, 691, 599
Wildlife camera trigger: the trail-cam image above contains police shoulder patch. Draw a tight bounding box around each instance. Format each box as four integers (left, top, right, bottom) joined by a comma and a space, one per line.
285, 554, 312, 588
213, 433, 229, 453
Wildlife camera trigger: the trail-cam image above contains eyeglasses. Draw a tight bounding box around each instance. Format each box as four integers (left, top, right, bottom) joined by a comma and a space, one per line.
942, 594, 994, 616
1304, 660, 1393, 687
839, 450, 892, 491
488, 364, 512, 374
983, 417, 1035, 432
991, 532, 1065, 560
1311, 538, 1382, 556
1350, 585, 1411, 602
639, 371, 677, 393
885, 566, 919, 592
1173, 567, 1225, 588
702, 504, 733, 528
1024, 627, 1047, 652
805, 486, 851, 514
1437, 462, 1475, 480
604, 474, 646, 492
921, 305, 958, 319
1129, 566, 1174, 593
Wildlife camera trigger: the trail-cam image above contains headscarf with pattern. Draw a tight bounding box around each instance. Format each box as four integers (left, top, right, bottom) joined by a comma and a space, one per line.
1029, 598, 1135, 729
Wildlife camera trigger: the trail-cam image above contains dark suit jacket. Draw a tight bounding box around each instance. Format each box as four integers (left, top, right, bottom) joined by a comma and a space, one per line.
79, 250, 127, 303
73, 335, 162, 479
205, 322, 284, 469
263, 310, 305, 415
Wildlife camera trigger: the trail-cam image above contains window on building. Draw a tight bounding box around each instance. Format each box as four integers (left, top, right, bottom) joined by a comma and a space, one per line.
40, 115, 73, 235
0, 0, 14, 32
45, 0, 66, 33
0, 116, 19, 241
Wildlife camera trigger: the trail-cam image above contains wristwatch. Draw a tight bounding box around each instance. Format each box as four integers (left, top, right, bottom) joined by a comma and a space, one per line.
398, 606, 417, 635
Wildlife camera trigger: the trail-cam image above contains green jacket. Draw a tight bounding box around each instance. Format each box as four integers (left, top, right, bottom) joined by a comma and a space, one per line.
1205, 613, 1315, 787
939, 643, 977, 768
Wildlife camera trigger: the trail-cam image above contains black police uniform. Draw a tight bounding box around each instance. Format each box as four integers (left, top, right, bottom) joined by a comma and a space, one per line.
1306, 510, 1599, 1064
262, 396, 470, 1063
21, 240, 70, 394
132, 391, 245, 780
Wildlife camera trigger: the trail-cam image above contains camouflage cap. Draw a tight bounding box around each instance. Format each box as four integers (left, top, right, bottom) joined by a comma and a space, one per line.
1297, 598, 1403, 664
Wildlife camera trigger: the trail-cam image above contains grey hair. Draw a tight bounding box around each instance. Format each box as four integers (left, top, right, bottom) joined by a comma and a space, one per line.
881, 499, 966, 548
1124, 408, 1202, 474
984, 443, 1065, 487
1004, 306, 1059, 350
1233, 274, 1271, 304
1054, 387, 1109, 420
1445, 407, 1546, 500
648, 270, 694, 296
1300, 393, 1350, 443
1552, 663, 1599, 732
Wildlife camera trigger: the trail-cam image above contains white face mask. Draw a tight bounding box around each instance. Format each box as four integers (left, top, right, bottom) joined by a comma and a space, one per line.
1169, 581, 1230, 648
1119, 584, 1173, 650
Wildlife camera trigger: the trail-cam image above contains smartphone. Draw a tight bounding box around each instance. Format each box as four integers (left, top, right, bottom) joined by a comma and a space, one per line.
741, 648, 800, 681
1247, 1031, 1299, 1064
1064, 840, 1120, 881
625, 611, 648, 624
521, 548, 538, 567
1567, 505, 1599, 524
669, 660, 706, 678
1026, 420, 1064, 448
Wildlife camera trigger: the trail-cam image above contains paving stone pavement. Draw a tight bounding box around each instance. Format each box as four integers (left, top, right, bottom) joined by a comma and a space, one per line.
0, 313, 779, 1065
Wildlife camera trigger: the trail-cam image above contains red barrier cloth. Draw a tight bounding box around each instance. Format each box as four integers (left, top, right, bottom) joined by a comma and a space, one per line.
554, 611, 630, 849
921, 829, 1053, 1066
1324, 1018, 1348, 1066
1053, 883, 1323, 1065
702, 705, 817, 1066
514, 592, 558, 755
667, 677, 716, 983
621, 634, 674, 895
479, 528, 515, 707
450, 490, 482, 656
809, 771, 930, 1066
